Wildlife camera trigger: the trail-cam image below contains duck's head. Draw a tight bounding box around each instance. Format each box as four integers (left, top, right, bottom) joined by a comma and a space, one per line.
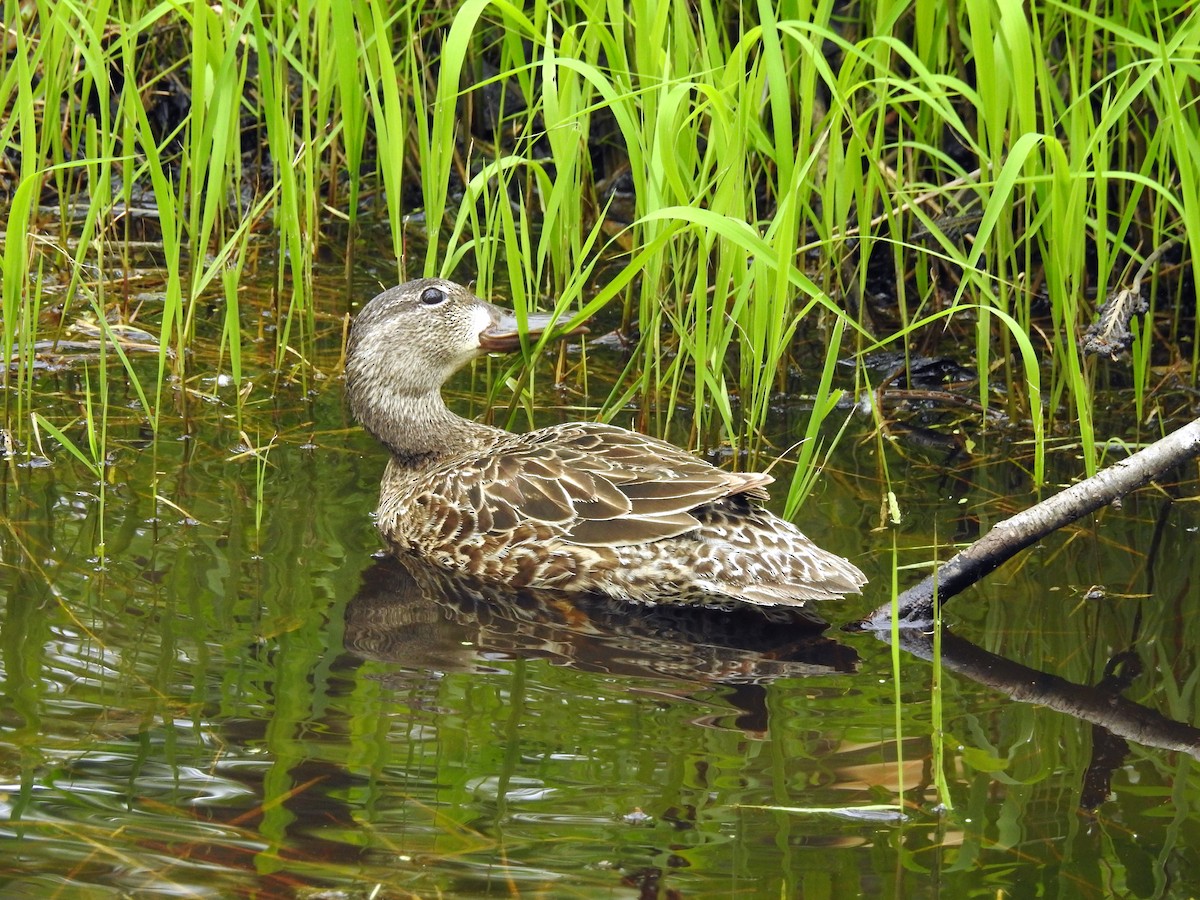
345, 278, 576, 457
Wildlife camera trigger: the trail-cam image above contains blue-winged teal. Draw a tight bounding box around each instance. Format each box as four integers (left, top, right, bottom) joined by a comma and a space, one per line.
345, 278, 867, 610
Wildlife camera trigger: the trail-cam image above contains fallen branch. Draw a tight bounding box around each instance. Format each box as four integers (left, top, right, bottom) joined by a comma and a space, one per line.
855, 417, 1200, 629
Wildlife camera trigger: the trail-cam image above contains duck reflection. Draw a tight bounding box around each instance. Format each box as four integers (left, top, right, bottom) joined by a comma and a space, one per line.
344, 553, 859, 685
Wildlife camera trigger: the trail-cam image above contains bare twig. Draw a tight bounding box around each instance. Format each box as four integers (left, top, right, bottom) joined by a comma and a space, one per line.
855, 417, 1200, 628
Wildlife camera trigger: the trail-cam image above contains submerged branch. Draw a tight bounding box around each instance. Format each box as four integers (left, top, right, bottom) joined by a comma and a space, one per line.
856, 416, 1200, 628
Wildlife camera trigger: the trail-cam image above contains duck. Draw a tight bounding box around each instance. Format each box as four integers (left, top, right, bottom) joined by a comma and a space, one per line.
344, 278, 867, 610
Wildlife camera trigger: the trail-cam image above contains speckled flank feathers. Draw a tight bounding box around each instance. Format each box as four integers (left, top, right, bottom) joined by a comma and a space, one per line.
346, 278, 867, 610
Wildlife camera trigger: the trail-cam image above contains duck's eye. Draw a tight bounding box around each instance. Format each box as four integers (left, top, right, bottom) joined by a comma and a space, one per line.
419, 286, 446, 306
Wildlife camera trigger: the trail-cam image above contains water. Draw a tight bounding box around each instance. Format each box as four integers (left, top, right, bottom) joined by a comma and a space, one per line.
2, 273, 1199, 897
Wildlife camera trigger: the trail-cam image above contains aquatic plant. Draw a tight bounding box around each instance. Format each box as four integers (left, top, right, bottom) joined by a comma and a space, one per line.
1, 0, 1197, 489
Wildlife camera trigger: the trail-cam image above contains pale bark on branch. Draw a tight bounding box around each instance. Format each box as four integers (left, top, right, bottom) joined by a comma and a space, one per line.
858, 417, 1200, 629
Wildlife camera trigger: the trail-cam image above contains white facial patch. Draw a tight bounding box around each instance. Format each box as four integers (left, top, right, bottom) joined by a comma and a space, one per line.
470, 305, 493, 349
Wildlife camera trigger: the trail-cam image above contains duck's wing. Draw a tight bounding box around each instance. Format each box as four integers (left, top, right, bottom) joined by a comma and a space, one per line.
465, 422, 773, 547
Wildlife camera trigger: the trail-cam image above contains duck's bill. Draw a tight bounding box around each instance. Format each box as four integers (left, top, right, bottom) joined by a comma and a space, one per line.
479, 309, 587, 352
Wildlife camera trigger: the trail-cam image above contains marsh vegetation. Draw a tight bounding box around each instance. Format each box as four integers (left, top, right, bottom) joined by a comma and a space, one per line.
2, 1, 1200, 896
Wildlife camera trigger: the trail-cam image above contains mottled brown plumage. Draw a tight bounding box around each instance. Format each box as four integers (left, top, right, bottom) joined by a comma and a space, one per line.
345, 278, 867, 610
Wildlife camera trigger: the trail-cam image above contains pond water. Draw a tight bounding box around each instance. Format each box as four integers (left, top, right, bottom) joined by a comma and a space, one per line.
2, 264, 1199, 898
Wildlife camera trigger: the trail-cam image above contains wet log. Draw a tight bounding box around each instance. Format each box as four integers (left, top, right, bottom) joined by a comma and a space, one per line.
856, 416, 1200, 629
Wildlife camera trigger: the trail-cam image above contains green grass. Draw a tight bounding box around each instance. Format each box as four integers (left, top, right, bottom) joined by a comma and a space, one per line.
2, 0, 1198, 490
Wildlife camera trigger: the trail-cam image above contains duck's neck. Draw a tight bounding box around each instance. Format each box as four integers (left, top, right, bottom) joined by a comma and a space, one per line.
355, 390, 503, 470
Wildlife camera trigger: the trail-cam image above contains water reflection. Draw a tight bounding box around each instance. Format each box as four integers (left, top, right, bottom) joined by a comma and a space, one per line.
4, 282, 1200, 896
889, 626, 1200, 811
345, 553, 860, 686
